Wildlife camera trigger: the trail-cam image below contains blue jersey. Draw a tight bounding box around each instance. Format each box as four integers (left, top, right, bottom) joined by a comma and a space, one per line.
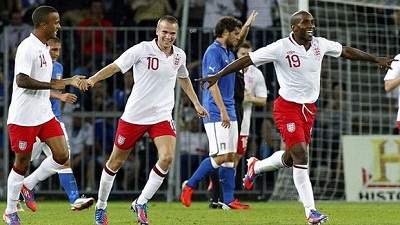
51, 61, 63, 121
202, 40, 236, 123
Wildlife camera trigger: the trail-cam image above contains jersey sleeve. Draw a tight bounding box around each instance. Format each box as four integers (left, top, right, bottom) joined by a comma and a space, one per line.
248, 40, 282, 67
319, 37, 342, 58
114, 44, 141, 74
14, 42, 34, 77
176, 49, 189, 78
384, 54, 400, 80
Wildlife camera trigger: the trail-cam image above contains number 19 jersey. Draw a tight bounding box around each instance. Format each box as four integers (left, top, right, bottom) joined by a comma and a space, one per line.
249, 32, 342, 104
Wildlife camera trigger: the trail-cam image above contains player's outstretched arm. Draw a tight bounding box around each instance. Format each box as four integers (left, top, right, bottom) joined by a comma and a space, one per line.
79, 63, 121, 91
195, 55, 253, 89
63, 75, 86, 89
341, 46, 397, 70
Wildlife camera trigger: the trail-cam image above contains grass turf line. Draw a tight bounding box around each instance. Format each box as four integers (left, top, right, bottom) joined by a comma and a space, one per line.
6, 201, 399, 225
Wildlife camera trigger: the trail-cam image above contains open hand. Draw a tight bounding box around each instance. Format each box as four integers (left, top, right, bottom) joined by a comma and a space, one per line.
377, 57, 398, 70
59, 93, 77, 103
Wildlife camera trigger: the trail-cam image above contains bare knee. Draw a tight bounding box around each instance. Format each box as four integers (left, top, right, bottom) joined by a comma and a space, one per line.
107, 157, 126, 172
54, 152, 69, 165
14, 154, 31, 173
288, 143, 308, 165
158, 153, 174, 167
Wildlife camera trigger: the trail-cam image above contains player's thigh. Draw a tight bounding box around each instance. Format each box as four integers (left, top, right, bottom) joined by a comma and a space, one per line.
205, 121, 238, 156
149, 120, 177, 158
45, 135, 68, 160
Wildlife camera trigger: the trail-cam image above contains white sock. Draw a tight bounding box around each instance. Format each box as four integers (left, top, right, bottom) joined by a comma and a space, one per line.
255, 150, 285, 173
96, 165, 117, 209
137, 163, 167, 204
293, 166, 315, 217
23, 156, 62, 190
5, 169, 24, 214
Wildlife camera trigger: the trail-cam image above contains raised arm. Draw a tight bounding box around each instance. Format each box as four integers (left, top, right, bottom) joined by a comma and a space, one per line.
234, 10, 258, 52
196, 55, 254, 89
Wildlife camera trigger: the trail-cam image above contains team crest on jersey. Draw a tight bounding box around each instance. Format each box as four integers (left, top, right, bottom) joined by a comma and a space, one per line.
312, 43, 321, 59
18, 141, 27, 151
117, 135, 125, 145
286, 123, 296, 133
173, 54, 181, 69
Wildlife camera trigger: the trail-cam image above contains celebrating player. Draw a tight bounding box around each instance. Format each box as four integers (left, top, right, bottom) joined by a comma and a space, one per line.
28, 37, 94, 211
78, 15, 208, 225
4, 6, 84, 225
196, 10, 396, 224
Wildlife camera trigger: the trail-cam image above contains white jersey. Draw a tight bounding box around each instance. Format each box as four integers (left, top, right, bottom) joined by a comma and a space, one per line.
7, 33, 54, 126
240, 65, 268, 135
114, 40, 189, 124
249, 32, 342, 104
384, 54, 400, 121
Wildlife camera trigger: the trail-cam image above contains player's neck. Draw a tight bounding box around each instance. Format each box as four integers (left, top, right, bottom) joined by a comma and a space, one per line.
156, 39, 173, 56
32, 30, 47, 44
216, 37, 227, 49
292, 35, 311, 50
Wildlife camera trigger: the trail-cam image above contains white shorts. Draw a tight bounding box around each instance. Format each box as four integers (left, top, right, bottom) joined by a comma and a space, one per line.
31, 121, 71, 161
204, 121, 238, 156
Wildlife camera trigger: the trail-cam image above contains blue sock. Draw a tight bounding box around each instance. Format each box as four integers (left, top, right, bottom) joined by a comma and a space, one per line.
187, 157, 215, 188
59, 171, 80, 204
219, 167, 235, 204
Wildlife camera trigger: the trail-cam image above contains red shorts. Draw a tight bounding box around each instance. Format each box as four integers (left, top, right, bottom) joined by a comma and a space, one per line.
237, 135, 248, 155
114, 119, 176, 150
273, 97, 316, 149
8, 118, 63, 154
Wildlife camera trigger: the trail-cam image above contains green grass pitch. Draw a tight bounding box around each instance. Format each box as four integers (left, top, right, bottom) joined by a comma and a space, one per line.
5, 201, 399, 224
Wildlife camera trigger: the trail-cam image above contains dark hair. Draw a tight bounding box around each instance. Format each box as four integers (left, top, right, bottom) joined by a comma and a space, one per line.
32, 6, 58, 28
290, 10, 312, 26
214, 16, 242, 38
157, 15, 179, 27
